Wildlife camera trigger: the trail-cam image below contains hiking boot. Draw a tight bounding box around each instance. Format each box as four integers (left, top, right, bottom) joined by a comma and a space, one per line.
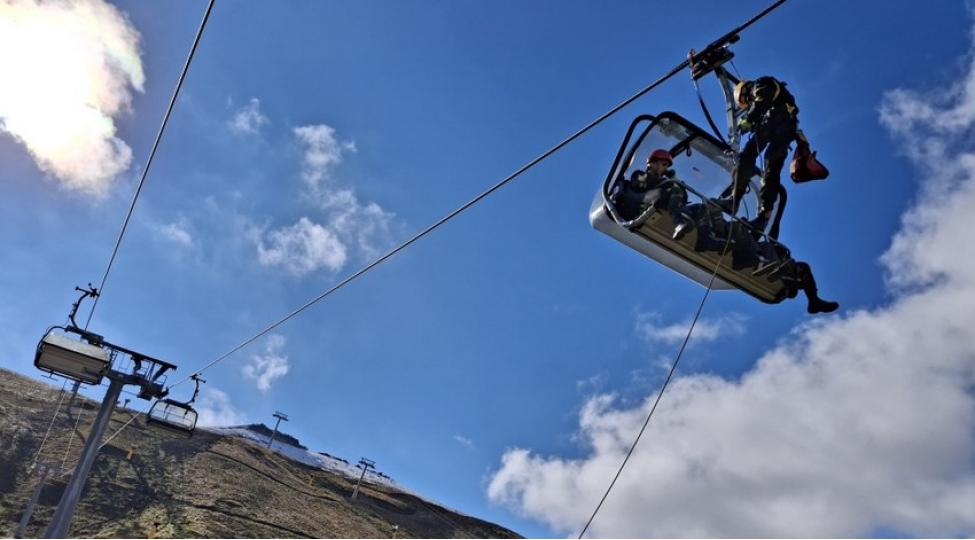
807, 298, 839, 314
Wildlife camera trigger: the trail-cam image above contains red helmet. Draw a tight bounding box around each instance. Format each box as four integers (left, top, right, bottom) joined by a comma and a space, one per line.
648, 149, 673, 165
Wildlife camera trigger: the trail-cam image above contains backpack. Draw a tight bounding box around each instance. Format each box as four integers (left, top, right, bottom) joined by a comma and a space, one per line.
754, 76, 799, 117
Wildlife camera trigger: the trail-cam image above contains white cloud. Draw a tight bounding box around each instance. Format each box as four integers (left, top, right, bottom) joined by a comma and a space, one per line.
241, 334, 290, 392
0, 0, 143, 196
255, 217, 347, 275
486, 16, 975, 540
154, 220, 194, 248
294, 124, 356, 195
253, 124, 397, 276
636, 312, 746, 345
319, 188, 396, 260
454, 435, 475, 450
228, 97, 269, 135
196, 388, 246, 428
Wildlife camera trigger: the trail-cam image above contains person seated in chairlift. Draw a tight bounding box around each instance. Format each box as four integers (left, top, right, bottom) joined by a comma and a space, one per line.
610, 148, 694, 239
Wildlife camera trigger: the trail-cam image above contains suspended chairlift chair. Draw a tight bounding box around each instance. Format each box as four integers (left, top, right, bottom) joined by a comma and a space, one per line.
34, 327, 112, 385
589, 111, 798, 304
146, 374, 203, 437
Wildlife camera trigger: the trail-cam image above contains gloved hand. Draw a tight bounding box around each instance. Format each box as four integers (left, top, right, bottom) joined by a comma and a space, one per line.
737, 117, 752, 133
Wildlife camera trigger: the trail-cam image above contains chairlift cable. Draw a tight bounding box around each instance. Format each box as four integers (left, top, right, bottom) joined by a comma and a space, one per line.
171, 0, 789, 386
410, 494, 482, 538
98, 402, 150, 450
98, 0, 789, 511
168, 42, 694, 388
29, 377, 70, 470
82, 0, 217, 330
59, 401, 88, 474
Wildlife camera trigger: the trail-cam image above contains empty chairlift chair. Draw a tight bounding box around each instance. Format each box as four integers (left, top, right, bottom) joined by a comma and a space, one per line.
146, 374, 204, 437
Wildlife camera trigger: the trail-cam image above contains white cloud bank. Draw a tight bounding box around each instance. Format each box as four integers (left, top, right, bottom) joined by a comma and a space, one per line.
486, 19, 975, 540
0, 0, 144, 196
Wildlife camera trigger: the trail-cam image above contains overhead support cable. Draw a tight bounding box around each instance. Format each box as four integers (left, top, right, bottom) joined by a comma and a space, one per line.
176, 0, 789, 387
173, 49, 690, 387
84, 0, 217, 329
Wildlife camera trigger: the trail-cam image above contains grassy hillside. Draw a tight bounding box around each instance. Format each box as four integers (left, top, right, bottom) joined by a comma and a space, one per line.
0, 368, 522, 539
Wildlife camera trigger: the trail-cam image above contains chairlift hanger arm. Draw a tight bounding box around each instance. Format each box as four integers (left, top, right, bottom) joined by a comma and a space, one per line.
189, 374, 205, 405
648, 0, 787, 105
686, 0, 788, 145
67, 284, 99, 330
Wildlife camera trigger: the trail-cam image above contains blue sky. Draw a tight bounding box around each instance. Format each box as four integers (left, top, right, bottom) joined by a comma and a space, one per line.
2, 0, 975, 538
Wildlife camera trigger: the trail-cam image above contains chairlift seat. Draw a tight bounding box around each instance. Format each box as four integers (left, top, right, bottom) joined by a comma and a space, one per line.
35, 331, 111, 385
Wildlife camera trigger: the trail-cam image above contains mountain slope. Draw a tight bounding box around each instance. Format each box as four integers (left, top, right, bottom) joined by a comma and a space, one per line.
0, 368, 522, 539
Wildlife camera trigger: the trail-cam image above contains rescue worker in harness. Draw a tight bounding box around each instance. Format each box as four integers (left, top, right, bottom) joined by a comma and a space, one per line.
611, 149, 694, 240
729, 76, 799, 237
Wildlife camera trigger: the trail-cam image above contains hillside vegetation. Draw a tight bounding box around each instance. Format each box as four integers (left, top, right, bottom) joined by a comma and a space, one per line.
0, 368, 522, 539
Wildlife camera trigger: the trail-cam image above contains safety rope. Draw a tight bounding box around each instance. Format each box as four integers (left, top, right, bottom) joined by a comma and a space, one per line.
83, 0, 216, 329
692, 76, 727, 144
577, 214, 736, 538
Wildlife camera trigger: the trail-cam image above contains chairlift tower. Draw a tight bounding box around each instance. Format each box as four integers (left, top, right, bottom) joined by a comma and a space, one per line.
267, 411, 289, 449
350, 457, 375, 500
32, 287, 179, 539
14, 462, 53, 539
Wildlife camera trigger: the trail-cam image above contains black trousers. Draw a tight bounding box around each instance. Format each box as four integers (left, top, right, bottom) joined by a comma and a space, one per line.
732, 115, 797, 215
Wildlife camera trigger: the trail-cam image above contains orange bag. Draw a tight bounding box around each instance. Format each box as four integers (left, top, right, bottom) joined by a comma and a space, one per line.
790, 131, 829, 183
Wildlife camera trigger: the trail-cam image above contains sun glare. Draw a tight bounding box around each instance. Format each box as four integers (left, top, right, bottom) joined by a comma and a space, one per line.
0, 12, 99, 145
0, 0, 142, 194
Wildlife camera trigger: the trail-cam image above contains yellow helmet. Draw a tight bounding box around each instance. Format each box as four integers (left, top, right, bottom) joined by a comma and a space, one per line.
734, 80, 753, 109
